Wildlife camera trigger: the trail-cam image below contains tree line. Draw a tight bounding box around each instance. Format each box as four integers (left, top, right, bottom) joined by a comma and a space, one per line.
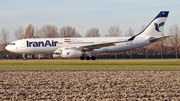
0, 24, 180, 59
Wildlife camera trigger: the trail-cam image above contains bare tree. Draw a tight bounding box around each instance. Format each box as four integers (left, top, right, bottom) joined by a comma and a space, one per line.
105, 25, 122, 59
0, 28, 10, 47
59, 26, 81, 37
162, 36, 172, 56
24, 24, 34, 39
86, 27, 100, 37
38, 25, 59, 38
0, 28, 10, 57
106, 25, 122, 37
168, 24, 180, 59
140, 25, 146, 33
14, 26, 25, 39
125, 27, 134, 37
33, 27, 40, 38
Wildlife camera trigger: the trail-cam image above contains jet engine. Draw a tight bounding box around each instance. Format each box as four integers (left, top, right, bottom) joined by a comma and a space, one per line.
53, 49, 82, 58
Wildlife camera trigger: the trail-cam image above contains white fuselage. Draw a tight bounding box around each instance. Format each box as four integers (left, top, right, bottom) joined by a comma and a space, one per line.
6, 36, 151, 54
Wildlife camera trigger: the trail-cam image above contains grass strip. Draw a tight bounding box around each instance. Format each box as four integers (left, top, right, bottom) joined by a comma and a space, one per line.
0, 59, 180, 65
0, 65, 180, 71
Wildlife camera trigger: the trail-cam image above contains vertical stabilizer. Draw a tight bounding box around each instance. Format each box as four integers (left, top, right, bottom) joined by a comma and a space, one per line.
128, 11, 169, 41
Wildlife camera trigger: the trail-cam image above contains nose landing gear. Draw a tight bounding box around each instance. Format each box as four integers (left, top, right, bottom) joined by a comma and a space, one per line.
23, 54, 26, 60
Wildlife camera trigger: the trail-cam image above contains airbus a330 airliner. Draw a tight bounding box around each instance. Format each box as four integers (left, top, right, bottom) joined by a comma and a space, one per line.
6, 11, 170, 60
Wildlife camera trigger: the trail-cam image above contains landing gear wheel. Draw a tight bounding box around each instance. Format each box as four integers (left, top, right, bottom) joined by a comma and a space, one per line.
91, 56, 96, 60
80, 56, 85, 60
23, 54, 26, 61
86, 56, 91, 60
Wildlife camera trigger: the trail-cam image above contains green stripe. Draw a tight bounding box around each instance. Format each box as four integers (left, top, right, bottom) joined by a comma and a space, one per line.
64, 39, 71, 40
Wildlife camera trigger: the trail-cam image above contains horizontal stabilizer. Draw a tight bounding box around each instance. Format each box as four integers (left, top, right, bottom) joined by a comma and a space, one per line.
149, 36, 171, 43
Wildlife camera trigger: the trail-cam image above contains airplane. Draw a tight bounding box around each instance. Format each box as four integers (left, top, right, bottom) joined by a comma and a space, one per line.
5, 11, 170, 60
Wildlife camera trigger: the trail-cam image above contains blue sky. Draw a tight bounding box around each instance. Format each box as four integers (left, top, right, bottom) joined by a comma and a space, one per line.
0, 0, 180, 41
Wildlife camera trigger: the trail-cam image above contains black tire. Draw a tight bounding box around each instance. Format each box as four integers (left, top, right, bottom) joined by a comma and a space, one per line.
80, 56, 85, 60
86, 56, 91, 60
91, 56, 96, 60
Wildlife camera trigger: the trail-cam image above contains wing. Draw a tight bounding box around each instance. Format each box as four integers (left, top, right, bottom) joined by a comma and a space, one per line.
159, 22, 164, 27
54, 39, 131, 54
73, 40, 129, 51
54, 36, 135, 53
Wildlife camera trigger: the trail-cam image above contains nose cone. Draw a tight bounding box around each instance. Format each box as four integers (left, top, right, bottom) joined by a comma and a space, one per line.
5, 45, 10, 51
5, 45, 15, 52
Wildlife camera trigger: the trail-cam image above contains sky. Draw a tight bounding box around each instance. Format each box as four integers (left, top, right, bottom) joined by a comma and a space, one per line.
0, 0, 180, 41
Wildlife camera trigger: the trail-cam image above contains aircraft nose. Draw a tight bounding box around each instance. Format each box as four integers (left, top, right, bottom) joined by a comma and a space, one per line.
5, 45, 12, 52
5, 45, 15, 52
5, 45, 9, 51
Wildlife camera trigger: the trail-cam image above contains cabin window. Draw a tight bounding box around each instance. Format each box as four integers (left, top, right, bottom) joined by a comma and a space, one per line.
10, 43, 15, 45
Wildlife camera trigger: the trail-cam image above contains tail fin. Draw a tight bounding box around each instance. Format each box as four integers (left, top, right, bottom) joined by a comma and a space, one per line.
128, 11, 169, 41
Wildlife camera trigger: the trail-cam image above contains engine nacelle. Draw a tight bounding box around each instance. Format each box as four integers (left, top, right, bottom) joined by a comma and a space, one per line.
53, 54, 62, 58
53, 49, 82, 58
61, 49, 82, 58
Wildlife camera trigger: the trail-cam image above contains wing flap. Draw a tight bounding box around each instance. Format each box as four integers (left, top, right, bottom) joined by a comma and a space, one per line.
74, 40, 130, 51
54, 36, 135, 53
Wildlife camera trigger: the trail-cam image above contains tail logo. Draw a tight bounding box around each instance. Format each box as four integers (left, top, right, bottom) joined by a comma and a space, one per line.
154, 22, 164, 32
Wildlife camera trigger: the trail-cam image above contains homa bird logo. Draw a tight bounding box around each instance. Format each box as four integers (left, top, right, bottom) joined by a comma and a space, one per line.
154, 22, 164, 32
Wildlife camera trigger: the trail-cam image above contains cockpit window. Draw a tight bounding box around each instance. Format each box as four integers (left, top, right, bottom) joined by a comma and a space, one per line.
10, 43, 15, 45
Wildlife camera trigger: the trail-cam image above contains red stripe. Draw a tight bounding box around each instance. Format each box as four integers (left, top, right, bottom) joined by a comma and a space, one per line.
64, 41, 71, 42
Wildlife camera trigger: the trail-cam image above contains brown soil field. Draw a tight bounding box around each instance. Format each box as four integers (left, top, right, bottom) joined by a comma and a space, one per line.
0, 71, 180, 100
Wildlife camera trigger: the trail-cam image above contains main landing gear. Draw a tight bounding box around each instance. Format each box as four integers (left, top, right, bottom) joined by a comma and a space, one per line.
80, 56, 96, 60
80, 51, 96, 60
